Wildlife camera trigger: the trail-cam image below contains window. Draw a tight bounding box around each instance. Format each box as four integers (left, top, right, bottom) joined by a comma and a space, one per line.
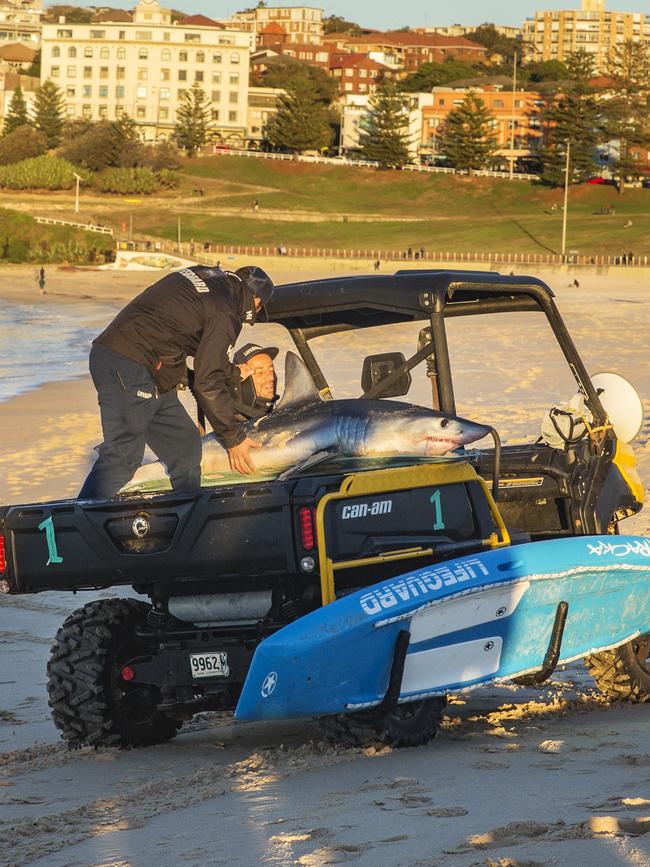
100, 66, 109, 79
219, 35, 234, 45
196, 51, 205, 62
195, 70, 204, 82
161, 68, 170, 81
99, 85, 108, 97
117, 47, 126, 59
162, 48, 171, 61
52, 46, 60, 57
211, 109, 220, 120
439, 98, 445, 105
230, 52, 240, 63
178, 69, 187, 81
57, 29, 72, 38
100, 47, 109, 58
514, 99, 524, 108
66, 85, 75, 96
138, 67, 148, 80
138, 48, 148, 59
163, 32, 170, 41
82, 104, 92, 118
212, 52, 222, 63
229, 91, 238, 103
212, 71, 221, 83
84, 46, 93, 58
228, 110, 237, 122
493, 99, 504, 107
137, 86, 147, 99
159, 107, 169, 119
345, 68, 353, 76
99, 105, 108, 118
115, 85, 124, 98
229, 72, 239, 84
359, 69, 367, 77
68, 46, 76, 57
184, 33, 200, 42
344, 82, 352, 91
82, 85, 92, 97
118, 30, 126, 39
160, 87, 170, 99
90, 30, 105, 39
116, 66, 125, 79
211, 90, 220, 101
136, 31, 152, 40
177, 88, 186, 99
179, 50, 188, 61
136, 106, 146, 118
50, 65, 60, 77
67, 65, 76, 77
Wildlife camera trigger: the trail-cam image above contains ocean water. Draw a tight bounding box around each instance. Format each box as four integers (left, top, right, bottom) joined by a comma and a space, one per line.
0, 299, 117, 403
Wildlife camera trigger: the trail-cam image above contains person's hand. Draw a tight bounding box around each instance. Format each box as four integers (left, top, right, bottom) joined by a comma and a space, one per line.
227, 437, 261, 474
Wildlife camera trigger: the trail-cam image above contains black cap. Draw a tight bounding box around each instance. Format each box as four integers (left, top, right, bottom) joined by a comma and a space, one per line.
233, 343, 279, 365
235, 266, 274, 308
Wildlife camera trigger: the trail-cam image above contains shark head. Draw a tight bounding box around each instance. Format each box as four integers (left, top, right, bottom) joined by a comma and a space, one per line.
362, 403, 491, 457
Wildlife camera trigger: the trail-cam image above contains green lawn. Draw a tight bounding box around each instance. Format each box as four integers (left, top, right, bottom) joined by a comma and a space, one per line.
94, 155, 650, 257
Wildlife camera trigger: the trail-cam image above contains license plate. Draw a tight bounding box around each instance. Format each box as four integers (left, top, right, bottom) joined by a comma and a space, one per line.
189, 652, 229, 679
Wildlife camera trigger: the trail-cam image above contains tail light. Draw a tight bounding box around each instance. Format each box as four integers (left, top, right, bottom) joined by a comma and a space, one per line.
0, 534, 5, 575
298, 506, 315, 551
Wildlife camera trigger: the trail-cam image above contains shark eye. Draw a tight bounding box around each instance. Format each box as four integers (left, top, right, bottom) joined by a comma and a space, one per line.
440, 418, 449, 428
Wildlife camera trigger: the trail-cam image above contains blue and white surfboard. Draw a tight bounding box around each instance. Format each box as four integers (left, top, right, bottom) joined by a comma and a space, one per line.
236, 535, 650, 721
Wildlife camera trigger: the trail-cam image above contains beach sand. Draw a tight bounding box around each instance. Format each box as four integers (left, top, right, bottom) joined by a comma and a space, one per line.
1, 262, 649, 866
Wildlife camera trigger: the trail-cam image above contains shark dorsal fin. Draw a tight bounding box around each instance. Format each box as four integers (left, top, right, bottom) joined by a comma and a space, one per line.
275, 351, 321, 410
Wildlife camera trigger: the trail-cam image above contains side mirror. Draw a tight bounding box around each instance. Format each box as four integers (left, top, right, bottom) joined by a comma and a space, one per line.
361, 352, 412, 398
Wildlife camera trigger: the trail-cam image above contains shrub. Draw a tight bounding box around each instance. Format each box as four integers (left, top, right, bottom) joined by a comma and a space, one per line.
0, 126, 47, 165
157, 168, 179, 189
92, 166, 158, 194
0, 208, 113, 263
0, 154, 77, 189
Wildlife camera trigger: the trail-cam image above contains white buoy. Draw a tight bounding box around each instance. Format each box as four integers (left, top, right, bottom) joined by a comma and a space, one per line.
590, 372, 644, 443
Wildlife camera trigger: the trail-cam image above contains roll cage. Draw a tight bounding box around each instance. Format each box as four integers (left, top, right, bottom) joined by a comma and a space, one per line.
265, 269, 609, 432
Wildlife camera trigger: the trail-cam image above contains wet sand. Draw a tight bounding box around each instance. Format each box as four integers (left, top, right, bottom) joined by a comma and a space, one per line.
0, 262, 649, 866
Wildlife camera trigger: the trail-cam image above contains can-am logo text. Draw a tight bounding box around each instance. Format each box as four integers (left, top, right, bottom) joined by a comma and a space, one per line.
341, 499, 392, 520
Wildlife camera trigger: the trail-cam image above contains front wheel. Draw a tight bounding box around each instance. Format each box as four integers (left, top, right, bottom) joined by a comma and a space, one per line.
318, 697, 447, 749
48, 598, 181, 748
585, 633, 650, 703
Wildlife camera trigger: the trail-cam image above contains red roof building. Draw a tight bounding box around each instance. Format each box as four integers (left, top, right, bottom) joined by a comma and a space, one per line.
179, 14, 224, 28
323, 30, 488, 71
258, 21, 288, 47
330, 53, 392, 94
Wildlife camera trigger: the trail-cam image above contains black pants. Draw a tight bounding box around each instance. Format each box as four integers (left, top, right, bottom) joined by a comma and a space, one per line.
79, 344, 202, 499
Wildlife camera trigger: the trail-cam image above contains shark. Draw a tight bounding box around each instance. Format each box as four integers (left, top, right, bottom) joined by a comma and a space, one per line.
121, 352, 491, 491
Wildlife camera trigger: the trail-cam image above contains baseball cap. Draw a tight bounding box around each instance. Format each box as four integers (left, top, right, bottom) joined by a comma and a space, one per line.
234, 343, 279, 365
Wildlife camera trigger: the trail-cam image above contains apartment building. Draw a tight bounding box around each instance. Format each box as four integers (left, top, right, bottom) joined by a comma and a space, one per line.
421, 24, 520, 39
0, 0, 42, 44
228, 6, 323, 48
0, 70, 38, 130
340, 91, 433, 159
323, 31, 488, 72
247, 84, 283, 146
330, 53, 392, 95
522, 0, 650, 70
421, 86, 542, 159
40, 0, 250, 144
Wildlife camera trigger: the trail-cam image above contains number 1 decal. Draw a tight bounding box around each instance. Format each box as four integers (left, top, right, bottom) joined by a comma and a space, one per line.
38, 515, 64, 565
430, 489, 446, 531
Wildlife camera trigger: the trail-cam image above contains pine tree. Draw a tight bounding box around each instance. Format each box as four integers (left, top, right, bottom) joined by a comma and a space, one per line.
539, 52, 601, 186
32, 79, 65, 148
358, 80, 411, 168
438, 92, 497, 172
174, 82, 211, 156
264, 76, 331, 152
604, 40, 650, 187
4, 85, 29, 136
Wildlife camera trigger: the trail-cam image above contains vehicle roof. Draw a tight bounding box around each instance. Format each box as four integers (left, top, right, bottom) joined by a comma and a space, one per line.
266, 269, 555, 336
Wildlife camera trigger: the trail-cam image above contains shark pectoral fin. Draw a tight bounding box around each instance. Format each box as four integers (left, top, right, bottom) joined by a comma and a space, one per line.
274, 352, 322, 410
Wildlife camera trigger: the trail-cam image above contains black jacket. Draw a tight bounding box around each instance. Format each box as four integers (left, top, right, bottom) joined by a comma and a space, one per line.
95, 266, 246, 448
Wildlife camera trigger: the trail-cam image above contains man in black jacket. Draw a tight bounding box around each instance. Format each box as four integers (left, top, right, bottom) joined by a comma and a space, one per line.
78, 265, 274, 499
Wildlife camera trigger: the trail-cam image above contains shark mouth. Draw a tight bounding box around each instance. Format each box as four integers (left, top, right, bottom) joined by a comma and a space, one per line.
421, 436, 463, 455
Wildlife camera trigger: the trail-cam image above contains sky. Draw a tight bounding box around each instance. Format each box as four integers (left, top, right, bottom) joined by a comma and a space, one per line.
47, 0, 650, 29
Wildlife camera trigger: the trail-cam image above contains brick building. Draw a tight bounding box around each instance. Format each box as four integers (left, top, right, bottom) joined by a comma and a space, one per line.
323, 31, 488, 72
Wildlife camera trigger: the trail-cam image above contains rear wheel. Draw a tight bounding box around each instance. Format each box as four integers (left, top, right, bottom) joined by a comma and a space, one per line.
585, 634, 650, 703
318, 697, 446, 749
48, 598, 181, 748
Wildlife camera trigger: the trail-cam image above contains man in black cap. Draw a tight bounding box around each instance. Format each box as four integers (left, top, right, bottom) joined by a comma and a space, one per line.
79, 264, 274, 499
232, 342, 279, 418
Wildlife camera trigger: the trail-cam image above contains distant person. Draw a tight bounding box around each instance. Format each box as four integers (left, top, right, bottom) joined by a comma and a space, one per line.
37, 267, 45, 293
407, 247, 413, 259
420, 246, 425, 258
252, 199, 259, 212
624, 219, 633, 228
78, 265, 274, 499
573, 278, 580, 288
374, 259, 381, 271
277, 243, 287, 256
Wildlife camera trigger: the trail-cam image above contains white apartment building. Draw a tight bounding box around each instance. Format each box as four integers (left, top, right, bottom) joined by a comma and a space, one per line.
0, 0, 42, 44
228, 6, 323, 47
340, 91, 433, 160
40, 0, 250, 144
522, 0, 650, 70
